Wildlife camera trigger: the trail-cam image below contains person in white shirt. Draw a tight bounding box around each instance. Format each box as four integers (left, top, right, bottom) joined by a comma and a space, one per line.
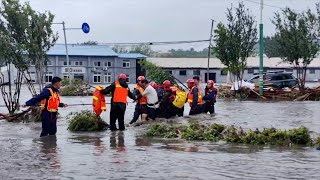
137, 79, 159, 120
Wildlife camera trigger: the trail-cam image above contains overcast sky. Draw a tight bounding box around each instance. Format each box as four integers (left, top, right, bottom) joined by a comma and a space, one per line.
21, 0, 319, 51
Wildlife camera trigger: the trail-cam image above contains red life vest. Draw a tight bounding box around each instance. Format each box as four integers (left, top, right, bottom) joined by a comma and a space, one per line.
92, 86, 107, 116
187, 87, 203, 107
40, 88, 60, 112
113, 81, 128, 103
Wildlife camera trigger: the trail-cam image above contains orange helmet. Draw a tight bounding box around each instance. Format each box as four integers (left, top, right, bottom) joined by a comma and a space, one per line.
207, 80, 214, 85
137, 76, 145, 81
186, 79, 194, 83
163, 80, 171, 87
118, 74, 127, 81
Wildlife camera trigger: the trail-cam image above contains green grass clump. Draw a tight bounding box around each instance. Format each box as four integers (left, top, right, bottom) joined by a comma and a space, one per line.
68, 110, 108, 131
145, 121, 318, 147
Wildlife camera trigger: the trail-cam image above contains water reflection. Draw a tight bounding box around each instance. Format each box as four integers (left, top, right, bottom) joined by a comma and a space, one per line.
110, 131, 125, 152
38, 136, 61, 170
69, 135, 107, 156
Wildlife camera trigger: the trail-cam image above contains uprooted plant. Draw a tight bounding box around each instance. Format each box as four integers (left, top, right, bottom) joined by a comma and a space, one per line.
145, 120, 319, 147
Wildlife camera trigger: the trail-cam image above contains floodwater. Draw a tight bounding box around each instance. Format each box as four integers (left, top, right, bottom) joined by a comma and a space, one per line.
1, 86, 320, 180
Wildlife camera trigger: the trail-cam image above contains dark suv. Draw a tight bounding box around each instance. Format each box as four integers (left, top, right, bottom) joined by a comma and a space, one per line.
247, 71, 298, 88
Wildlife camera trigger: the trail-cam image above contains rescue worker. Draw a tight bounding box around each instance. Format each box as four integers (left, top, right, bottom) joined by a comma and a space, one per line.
137, 79, 159, 120
158, 80, 176, 118
187, 79, 203, 115
24, 77, 67, 137
129, 76, 148, 124
100, 74, 136, 131
203, 80, 218, 114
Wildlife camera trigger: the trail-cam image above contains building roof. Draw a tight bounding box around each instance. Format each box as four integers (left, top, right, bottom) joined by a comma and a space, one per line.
47, 44, 118, 57
118, 53, 147, 59
148, 57, 320, 69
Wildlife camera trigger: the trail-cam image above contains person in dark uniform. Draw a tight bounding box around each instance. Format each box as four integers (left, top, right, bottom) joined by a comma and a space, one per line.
100, 74, 136, 131
203, 80, 217, 114
25, 77, 67, 137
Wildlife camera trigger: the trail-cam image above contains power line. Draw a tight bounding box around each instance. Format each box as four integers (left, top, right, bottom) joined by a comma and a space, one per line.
244, 0, 301, 11
97, 39, 210, 46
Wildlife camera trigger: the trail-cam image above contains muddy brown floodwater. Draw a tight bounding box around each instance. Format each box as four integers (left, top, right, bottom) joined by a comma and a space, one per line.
1, 87, 320, 180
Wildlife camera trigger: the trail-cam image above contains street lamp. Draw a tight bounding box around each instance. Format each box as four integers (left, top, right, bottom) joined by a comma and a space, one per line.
52, 21, 90, 79
259, 0, 264, 95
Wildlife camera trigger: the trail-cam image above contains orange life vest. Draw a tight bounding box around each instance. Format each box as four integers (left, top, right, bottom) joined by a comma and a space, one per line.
187, 86, 203, 107
40, 88, 60, 112
113, 81, 128, 103
92, 86, 107, 116
136, 84, 147, 105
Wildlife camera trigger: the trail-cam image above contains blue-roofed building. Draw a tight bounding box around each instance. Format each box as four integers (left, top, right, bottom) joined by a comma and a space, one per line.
28, 44, 147, 84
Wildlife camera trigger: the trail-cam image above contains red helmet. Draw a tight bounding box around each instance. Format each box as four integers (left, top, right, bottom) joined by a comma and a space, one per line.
118, 74, 127, 81
186, 79, 194, 83
137, 76, 145, 81
149, 81, 156, 88
207, 80, 214, 85
163, 80, 171, 87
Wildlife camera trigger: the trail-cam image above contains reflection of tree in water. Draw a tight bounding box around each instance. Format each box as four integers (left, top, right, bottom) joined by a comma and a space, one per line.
38, 136, 61, 171
110, 131, 125, 152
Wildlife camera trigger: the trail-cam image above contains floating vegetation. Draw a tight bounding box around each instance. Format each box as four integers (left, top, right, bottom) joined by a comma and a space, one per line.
67, 110, 108, 131
61, 78, 93, 96
145, 120, 318, 147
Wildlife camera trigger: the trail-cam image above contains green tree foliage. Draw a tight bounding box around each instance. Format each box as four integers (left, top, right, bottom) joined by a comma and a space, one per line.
0, 0, 57, 115
139, 59, 175, 84
129, 44, 153, 56
264, 36, 282, 58
112, 45, 128, 53
82, 41, 98, 45
272, 7, 319, 91
213, 2, 257, 84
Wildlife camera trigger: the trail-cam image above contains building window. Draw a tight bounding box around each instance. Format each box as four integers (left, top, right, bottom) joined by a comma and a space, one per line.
75, 61, 83, 66
93, 75, 101, 83
309, 69, 315, 74
179, 70, 187, 76
64, 61, 71, 66
104, 73, 112, 83
44, 73, 53, 83
247, 68, 254, 74
104, 62, 112, 67
46, 60, 52, 66
63, 75, 69, 79
286, 69, 293, 72
126, 74, 130, 83
123, 60, 130, 68
166, 70, 172, 74
193, 70, 200, 76
221, 70, 228, 75
94, 61, 101, 67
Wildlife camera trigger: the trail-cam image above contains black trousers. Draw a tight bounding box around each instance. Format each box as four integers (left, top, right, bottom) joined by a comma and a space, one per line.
204, 102, 215, 114
40, 110, 57, 137
110, 103, 126, 131
189, 105, 203, 116
130, 104, 147, 124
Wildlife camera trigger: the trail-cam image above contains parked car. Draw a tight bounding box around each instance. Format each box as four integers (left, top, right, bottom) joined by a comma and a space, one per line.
247, 71, 298, 88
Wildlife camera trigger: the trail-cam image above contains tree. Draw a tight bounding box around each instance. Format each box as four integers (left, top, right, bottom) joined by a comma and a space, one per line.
129, 44, 153, 56
82, 41, 98, 45
272, 7, 319, 91
0, 0, 57, 116
139, 60, 175, 85
213, 2, 257, 87
264, 36, 282, 58
112, 45, 128, 53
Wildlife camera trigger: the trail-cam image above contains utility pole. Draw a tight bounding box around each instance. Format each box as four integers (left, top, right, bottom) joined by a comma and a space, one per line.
207, 19, 214, 82
259, 0, 264, 95
62, 21, 71, 79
